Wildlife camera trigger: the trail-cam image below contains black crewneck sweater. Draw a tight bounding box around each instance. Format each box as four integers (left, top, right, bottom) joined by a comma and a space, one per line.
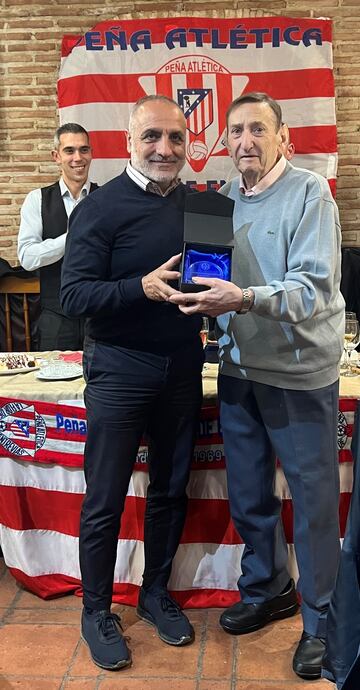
61, 171, 201, 354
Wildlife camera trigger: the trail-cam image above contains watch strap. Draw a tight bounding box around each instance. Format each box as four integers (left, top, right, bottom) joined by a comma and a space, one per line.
236, 288, 253, 314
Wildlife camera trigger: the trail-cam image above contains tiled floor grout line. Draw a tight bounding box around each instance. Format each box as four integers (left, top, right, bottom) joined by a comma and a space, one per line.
59, 635, 83, 689
231, 634, 238, 690
0, 671, 331, 686
0, 674, 79, 681
0, 561, 9, 626
194, 608, 209, 689
0, 586, 24, 627
0, 561, 20, 626
0, 565, 333, 689
94, 675, 103, 689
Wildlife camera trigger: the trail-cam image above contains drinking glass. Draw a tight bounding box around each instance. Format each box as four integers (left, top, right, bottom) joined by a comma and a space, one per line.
200, 317, 209, 348
343, 316, 360, 377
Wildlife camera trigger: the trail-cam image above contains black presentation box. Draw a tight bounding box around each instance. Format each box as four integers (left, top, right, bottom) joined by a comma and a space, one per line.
180, 191, 235, 293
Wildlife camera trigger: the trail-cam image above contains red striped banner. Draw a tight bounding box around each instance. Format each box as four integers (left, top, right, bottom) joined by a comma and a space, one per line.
0, 395, 356, 606
0, 397, 355, 468
58, 16, 337, 191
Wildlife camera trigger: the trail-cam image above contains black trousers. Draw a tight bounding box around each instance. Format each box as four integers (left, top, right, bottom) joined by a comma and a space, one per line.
80, 338, 204, 610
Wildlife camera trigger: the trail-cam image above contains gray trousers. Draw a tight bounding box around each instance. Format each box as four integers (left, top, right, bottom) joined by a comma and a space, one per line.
219, 374, 340, 638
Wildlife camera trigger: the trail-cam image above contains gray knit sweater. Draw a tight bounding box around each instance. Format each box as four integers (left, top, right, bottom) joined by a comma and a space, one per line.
217, 162, 345, 390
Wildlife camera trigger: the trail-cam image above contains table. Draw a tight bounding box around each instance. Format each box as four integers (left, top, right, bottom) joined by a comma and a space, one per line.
0, 361, 358, 609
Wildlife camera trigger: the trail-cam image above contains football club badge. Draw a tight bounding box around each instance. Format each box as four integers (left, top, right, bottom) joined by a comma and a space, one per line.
139, 57, 248, 173
0, 402, 46, 458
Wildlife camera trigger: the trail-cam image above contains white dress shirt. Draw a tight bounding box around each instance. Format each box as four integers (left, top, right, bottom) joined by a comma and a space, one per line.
17, 178, 91, 271
126, 161, 181, 197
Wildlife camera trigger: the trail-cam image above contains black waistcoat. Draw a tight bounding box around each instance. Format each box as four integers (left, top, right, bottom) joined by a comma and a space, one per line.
40, 181, 98, 312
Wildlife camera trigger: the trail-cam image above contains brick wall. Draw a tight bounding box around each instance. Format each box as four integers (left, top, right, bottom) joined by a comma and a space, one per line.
0, 1, 359, 264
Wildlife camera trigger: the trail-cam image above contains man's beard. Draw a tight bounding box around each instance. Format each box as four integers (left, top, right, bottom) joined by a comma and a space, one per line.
131, 152, 185, 186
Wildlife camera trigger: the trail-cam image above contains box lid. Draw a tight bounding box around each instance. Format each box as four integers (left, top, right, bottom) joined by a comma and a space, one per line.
184, 191, 234, 246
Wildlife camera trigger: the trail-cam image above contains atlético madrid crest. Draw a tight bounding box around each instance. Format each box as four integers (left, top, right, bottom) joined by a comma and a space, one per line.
0, 402, 46, 458
139, 55, 249, 173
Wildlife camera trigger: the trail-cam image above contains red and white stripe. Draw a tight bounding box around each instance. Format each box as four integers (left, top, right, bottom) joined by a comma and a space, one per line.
58, 17, 337, 192
0, 397, 356, 607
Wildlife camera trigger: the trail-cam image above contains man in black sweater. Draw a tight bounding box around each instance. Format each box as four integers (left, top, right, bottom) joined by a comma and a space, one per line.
61, 96, 204, 671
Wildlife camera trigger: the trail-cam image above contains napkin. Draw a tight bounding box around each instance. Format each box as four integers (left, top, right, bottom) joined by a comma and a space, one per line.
58, 352, 83, 364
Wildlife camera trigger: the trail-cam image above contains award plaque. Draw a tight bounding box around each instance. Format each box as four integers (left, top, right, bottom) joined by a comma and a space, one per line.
180, 191, 235, 293
182, 244, 232, 285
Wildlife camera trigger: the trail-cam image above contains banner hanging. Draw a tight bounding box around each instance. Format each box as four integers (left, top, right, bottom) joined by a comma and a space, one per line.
58, 16, 337, 192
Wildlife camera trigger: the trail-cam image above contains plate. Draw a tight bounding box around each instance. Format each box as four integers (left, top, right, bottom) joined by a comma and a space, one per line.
202, 363, 218, 379
36, 363, 83, 381
0, 365, 39, 376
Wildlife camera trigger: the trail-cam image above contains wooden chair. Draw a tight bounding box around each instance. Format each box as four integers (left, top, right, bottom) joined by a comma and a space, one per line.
0, 275, 40, 351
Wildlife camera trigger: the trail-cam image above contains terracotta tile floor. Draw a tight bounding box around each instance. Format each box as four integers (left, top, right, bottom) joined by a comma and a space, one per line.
0, 558, 334, 690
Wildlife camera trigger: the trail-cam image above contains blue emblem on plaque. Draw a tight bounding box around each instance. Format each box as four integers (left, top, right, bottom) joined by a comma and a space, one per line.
183, 247, 231, 284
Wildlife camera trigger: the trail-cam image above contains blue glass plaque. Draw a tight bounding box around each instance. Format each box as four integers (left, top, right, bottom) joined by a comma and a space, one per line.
182, 245, 232, 284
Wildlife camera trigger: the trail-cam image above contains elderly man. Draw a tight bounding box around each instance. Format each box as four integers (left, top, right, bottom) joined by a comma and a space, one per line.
60, 96, 204, 670
17, 123, 96, 350
170, 91, 344, 681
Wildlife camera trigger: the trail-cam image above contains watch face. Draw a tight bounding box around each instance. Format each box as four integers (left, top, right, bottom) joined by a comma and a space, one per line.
182, 245, 232, 284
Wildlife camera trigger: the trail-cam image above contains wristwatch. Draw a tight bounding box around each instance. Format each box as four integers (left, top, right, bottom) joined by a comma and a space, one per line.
237, 288, 253, 314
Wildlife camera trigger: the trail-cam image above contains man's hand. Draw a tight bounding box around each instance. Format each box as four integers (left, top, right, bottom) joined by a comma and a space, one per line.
142, 253, 182, 302
169, 277, 245, 316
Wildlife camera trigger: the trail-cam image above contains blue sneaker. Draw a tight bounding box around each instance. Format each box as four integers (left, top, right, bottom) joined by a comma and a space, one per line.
137, 588, 194, 646
81, 608, 131, 670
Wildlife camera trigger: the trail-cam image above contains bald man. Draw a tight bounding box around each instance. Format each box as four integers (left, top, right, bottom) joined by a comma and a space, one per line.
60, 96, 204, 670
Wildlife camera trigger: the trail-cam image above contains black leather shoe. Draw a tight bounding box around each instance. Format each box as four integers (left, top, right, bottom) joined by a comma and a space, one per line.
219, 579, 298, 634
292, 632, 325, 680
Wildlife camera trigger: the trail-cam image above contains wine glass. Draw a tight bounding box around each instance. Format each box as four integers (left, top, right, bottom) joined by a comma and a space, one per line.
343, 316, 360, 377
200, 317, 209, 348
345, 311, 357, 320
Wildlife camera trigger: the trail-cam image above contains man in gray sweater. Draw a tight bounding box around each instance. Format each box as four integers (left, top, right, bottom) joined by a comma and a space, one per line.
170, 91, 345, 681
